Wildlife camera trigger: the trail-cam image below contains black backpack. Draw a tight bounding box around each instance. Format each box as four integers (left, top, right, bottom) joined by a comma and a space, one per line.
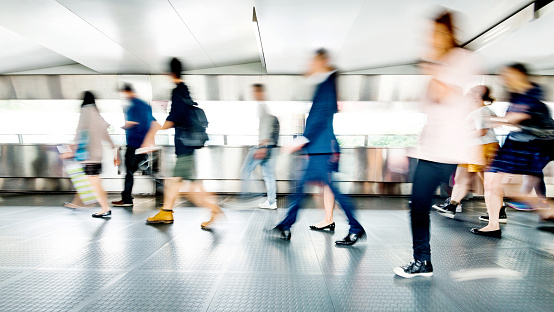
177, 105, 209, 149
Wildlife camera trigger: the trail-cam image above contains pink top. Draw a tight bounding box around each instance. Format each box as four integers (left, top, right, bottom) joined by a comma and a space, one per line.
412, 48, 482, 164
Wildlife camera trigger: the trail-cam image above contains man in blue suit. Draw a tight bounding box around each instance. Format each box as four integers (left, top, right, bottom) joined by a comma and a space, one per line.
274, 49, 365, 245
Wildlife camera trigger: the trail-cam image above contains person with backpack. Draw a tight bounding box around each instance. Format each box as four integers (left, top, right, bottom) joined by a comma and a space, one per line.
146, 58, 223, 229
111, 84, 158, 207
238, 84, 280, 209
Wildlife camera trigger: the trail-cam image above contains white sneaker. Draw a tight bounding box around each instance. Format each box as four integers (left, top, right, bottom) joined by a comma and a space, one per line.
259, 200, 277, 209
456, 204, 463, 213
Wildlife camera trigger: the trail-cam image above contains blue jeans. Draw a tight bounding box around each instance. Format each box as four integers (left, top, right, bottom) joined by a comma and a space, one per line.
277, 154, 364, 234
410, 160, 457, 262
240, 147, 277, 205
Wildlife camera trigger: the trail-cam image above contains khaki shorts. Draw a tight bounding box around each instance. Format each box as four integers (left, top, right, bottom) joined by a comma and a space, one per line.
459, 142, 500, 173
173, 154, 196, 180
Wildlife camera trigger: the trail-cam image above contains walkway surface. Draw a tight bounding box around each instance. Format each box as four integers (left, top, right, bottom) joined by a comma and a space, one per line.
0, 194, 552, 311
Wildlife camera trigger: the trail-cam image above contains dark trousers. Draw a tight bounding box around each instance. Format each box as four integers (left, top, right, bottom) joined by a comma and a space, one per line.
277, 154, 364, 234
122, 146, 146, 203
410, 160, 457, 262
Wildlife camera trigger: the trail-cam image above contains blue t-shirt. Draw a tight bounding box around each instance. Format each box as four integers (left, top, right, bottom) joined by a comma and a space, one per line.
125, 97, 156, 149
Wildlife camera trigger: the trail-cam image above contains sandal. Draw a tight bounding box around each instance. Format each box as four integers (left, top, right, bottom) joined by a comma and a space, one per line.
64, 202, 85, 209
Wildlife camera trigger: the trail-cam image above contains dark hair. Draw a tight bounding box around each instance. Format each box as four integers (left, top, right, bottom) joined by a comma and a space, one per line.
252, 83, 264, 90
170, 57, 182, 79
81, 91, 96, 108
506, 63, 529, 76
434, 11, 458, 48
315, 48, 329, 59
121, 84, 133, 92
481, 86, 495, 103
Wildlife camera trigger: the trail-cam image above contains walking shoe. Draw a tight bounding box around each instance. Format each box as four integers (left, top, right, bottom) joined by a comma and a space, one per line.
479, 206, 507, 223
470, 228, 501, 238
259, 200, 277, 210
146, 209, 174, 224
436, 203, 458, 218
432, 197, 450, 210
92, 210, 111, 218
506, 201, 536, 211
111, 200, 133, 207
271, 226, 291, 240
393, 260, 433, 278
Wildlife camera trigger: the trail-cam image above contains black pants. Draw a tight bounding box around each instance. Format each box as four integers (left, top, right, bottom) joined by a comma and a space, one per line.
410, 160, 457, 262
122, 146, 146, 203
277, 154, 364, 234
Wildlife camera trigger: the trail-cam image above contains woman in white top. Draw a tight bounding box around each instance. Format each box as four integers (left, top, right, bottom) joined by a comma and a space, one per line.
394, 11, 480, 278
434, 85, 500, 216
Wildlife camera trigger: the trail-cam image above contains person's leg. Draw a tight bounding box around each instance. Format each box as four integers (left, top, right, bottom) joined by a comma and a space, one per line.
183, 181, 222, 228
314, 185, 335, 228
481, 172, 505, 231
162, 177, 183, 211
240, 148, 262, 198
260, 150, 277, 205
276, 165, 309, 231
122, 146, 140, 203
410, 160, 456, 262
535, 172, 547, 204
327, 179, 364, 234
88, 175, 110, 214
450, 166, 471, 203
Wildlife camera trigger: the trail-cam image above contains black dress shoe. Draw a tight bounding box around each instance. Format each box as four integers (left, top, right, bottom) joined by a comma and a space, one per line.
335, 231, 365, 246
272, 226, 291, 240
92, 210, 111, 218
309, 222, 335, 231
470, 228, 501, 238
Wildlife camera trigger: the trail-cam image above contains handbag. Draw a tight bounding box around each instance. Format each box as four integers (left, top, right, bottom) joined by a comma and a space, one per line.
75, 130, 89, 161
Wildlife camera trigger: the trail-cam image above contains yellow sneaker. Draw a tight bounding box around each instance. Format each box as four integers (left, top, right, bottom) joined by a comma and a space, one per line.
147, 209, 174, 224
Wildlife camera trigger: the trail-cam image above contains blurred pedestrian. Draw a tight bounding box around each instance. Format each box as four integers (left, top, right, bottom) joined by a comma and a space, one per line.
64, 91, 117, 218
434, 85, 500, 218
273, 49, 365, 245
146, 58, 223, 229
111, 84, 158, 207
473, 63, 554, 236
239, 84, 280, 209
394, 11, 480, 278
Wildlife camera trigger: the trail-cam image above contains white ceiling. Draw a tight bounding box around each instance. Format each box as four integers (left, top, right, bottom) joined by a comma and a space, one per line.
0, 0, 552, 75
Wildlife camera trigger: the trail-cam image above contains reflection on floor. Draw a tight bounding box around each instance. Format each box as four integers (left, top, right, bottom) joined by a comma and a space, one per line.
0, 194, 552, 311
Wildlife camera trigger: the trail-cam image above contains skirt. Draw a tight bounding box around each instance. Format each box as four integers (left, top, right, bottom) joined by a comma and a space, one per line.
488, 136, 551, 176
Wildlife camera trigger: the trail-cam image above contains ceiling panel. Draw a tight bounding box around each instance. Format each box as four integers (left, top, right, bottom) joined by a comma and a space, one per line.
336, 0, 531, 71
478, 10, 554, 72
169, 0, 260, 67
0, 26, 76, 74
56, 0, 216, 72
255, 0, 366, 74
0, 0, 153, 73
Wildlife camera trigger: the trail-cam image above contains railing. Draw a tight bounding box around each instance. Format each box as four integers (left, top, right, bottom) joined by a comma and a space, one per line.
0, 133, 510, 147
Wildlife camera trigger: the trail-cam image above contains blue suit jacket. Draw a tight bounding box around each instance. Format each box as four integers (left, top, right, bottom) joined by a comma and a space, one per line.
303, 72, 339, 155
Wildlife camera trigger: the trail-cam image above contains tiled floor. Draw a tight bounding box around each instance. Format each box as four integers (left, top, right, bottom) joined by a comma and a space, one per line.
0, 193, 553, 311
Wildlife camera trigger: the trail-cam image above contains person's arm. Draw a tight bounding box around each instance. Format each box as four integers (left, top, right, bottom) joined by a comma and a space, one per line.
121, 121, 139, 129
122, 105, 140, 129
140, 120, 162, 149
490, 112, 531, 127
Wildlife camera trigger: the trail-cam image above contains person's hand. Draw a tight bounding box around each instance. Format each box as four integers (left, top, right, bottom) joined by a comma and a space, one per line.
253, 147, 267, 159
114, 155, 121, 166
59, 152, 74, 160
